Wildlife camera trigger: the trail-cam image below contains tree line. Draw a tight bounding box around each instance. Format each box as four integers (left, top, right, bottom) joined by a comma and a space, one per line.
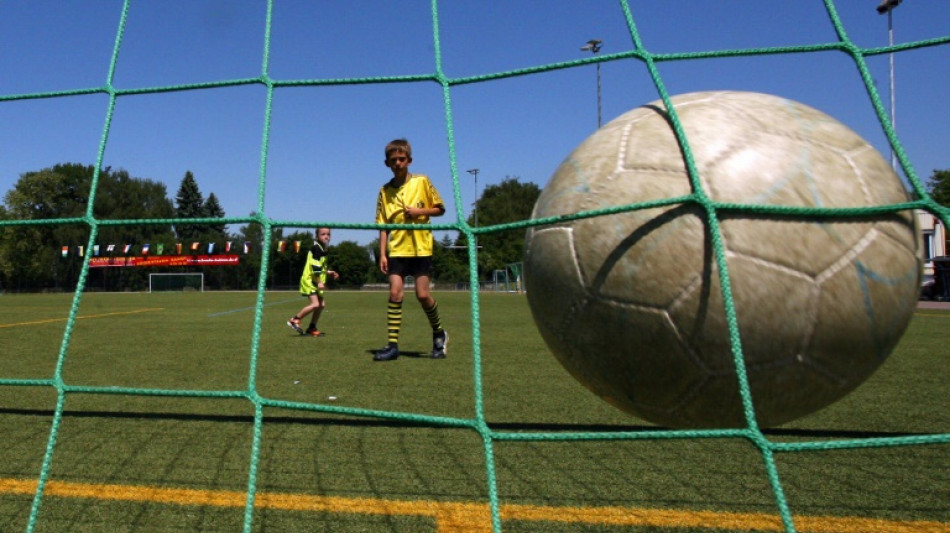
0, 163, 542, 292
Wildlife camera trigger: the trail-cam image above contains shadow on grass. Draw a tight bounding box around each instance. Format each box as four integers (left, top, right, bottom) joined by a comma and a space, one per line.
366, 349, 429, 358
0, 407, 936, 439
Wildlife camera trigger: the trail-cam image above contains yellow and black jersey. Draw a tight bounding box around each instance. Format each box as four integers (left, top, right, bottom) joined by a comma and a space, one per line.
299, 242, 328, 295
375, 173, 444, 257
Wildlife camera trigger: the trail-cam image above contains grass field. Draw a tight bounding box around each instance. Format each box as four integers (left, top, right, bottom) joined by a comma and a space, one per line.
0, 290, 947, 532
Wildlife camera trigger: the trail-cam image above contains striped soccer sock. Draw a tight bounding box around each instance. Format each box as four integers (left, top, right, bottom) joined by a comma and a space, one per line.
387, 300, 403, 345
424, 301, 443, 332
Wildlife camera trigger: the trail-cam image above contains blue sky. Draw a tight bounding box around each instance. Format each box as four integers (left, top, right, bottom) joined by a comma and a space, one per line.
1, 0, 947, 246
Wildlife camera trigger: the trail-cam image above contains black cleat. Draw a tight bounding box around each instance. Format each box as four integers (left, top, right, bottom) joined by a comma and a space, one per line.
431, 330, 448, 359
374, 343, 399, 362
305, 325, 325, 337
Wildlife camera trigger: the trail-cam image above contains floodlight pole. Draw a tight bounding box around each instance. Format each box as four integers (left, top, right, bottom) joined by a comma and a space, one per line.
466, 168, 480, 283
580, 39, 603, 128
467, 168, 479, 229
877, 0, 901, 171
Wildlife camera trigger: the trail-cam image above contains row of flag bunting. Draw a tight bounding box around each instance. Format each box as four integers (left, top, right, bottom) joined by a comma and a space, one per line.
61, 241, 312, 257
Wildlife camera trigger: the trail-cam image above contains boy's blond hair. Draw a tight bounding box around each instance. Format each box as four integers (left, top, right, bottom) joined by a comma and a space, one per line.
385, 138, 412, 159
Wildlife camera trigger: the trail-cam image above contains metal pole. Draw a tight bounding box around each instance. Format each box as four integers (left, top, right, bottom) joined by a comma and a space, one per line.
466, 168, 479, 228
596, 61, 602, 128
466, 168, 480, 287
877, 0, 901, 171
887, 8, 896, 170
581, 39, 603, 128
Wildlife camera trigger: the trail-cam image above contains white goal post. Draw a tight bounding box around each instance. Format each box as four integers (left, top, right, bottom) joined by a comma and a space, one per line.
148, 272, 205, 293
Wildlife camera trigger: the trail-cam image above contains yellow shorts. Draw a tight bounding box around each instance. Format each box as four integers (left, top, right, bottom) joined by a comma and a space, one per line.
299, 277, 325, 297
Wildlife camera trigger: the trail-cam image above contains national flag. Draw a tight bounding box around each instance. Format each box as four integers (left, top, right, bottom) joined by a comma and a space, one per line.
243, 241, 251, 254
277, 241, 286, 252
207, 242, 215, 254
156, 243, 164, 255
106, 244, 116, 253
191, 242, 200, 251
142, 244, 150, 256
123, 244, 131, 254
62, 246, 69, 258
78, 246, 84, 257
176, 243, 182, 255
294, 241, 301, 253
225, 241, 232, 252
93, 245, 100, 257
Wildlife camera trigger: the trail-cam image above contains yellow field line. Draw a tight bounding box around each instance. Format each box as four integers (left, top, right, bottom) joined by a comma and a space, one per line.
1, 478, 946, 533
0, 308, 163, 328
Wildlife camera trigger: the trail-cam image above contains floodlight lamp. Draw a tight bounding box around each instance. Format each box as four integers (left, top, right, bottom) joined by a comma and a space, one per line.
876, 0, 901, 14
581, 39, 603, 53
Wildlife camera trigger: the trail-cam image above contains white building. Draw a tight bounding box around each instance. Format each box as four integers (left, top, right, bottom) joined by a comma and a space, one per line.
918, 209, 948, 277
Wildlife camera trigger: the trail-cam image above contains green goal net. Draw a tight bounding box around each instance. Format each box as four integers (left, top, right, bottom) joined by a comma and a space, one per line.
148, 273, 204, 293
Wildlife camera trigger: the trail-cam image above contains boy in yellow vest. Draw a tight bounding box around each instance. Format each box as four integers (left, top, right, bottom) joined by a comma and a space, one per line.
374, 139, 448, 361
287, 227, 339, 336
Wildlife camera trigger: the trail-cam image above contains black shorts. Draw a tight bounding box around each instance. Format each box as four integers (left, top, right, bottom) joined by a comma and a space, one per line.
387, 256, 433, 278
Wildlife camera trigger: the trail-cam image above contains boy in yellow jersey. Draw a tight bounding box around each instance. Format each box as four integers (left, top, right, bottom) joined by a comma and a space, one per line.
374, 138, 448, 361
287, 227, 339, 336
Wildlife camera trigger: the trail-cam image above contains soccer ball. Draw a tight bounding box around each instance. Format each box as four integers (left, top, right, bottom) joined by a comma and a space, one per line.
524, 91, 920, 428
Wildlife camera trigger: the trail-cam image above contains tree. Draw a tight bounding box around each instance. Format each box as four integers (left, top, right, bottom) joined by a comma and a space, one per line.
458, 177, 540, 279
0, 166, 86, 289
203, 192, 227, 238
92, 167, 176, 291
229, 217, 266, 290
927, 169, 950, 207
0, 164, 174, 291
433, 234, 467, 285
174, 171, 204, 240
330, 240, 374, 288
95, 167, 176, 246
